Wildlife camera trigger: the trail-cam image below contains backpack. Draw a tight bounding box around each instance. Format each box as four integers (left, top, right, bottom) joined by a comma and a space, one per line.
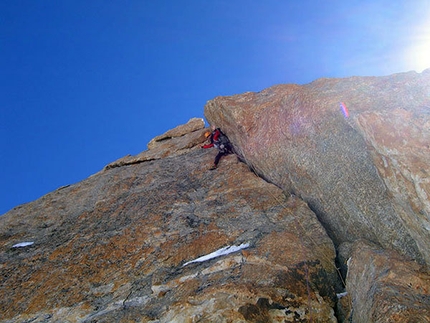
214, 129, 231, 152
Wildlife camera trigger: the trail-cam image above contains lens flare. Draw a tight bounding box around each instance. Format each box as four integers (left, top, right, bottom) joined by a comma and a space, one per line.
340, 102, 349, 118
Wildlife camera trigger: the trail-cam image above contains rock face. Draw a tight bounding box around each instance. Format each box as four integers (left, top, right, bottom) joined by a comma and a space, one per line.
1, 119, 340, 322
204, 69, 430, 267
346, 241, 430, 323
203, 70, 430, 322
1, 70, 430, 322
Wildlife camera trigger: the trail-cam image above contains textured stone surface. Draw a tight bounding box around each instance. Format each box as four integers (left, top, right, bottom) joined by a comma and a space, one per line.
3, 69, 430, 322
0, 120, 339, 322
204, 69, 430, 266
106, 117, 207, 169
346, 241, 430, 323
147, 117, 206, 150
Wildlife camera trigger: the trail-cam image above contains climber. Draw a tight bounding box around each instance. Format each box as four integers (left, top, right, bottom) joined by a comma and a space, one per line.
201, 126, 233, 170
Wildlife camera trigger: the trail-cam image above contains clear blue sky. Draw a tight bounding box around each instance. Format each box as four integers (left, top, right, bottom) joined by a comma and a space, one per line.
1, 1, 429, 214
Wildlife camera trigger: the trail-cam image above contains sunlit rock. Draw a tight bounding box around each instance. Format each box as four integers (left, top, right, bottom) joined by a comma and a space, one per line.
205, 69, 430, 266
0, 119, 338, 322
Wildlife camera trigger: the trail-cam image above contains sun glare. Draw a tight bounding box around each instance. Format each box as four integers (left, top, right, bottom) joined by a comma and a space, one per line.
404, 8, 430, 72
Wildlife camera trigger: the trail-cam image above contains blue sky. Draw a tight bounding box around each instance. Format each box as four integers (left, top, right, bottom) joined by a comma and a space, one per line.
1, 0, 429, 214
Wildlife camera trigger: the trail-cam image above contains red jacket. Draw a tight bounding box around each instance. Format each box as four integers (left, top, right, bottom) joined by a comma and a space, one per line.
202, 129, 221, 149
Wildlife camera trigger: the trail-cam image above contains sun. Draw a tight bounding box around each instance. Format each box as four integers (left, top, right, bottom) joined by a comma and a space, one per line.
406, 36, 430, 72
404, 7, 430, 72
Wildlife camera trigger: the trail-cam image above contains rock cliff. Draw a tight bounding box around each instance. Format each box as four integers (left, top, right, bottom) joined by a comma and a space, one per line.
1, 119, 340, 322
1, 71, 430, 322
205, 70, 430, 266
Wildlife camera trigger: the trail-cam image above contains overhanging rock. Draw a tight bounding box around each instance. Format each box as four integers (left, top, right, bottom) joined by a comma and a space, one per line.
205, 70, 430, 266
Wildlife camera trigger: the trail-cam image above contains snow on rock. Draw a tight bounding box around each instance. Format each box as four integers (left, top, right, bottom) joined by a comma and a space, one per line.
12, 241, 34, 248
183, 243, 250, 266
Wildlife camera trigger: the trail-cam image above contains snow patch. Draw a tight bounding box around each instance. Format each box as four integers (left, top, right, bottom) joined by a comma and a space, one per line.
337, 291, 348, 299
183, 243, 250, 267
12, 241, 34, 248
